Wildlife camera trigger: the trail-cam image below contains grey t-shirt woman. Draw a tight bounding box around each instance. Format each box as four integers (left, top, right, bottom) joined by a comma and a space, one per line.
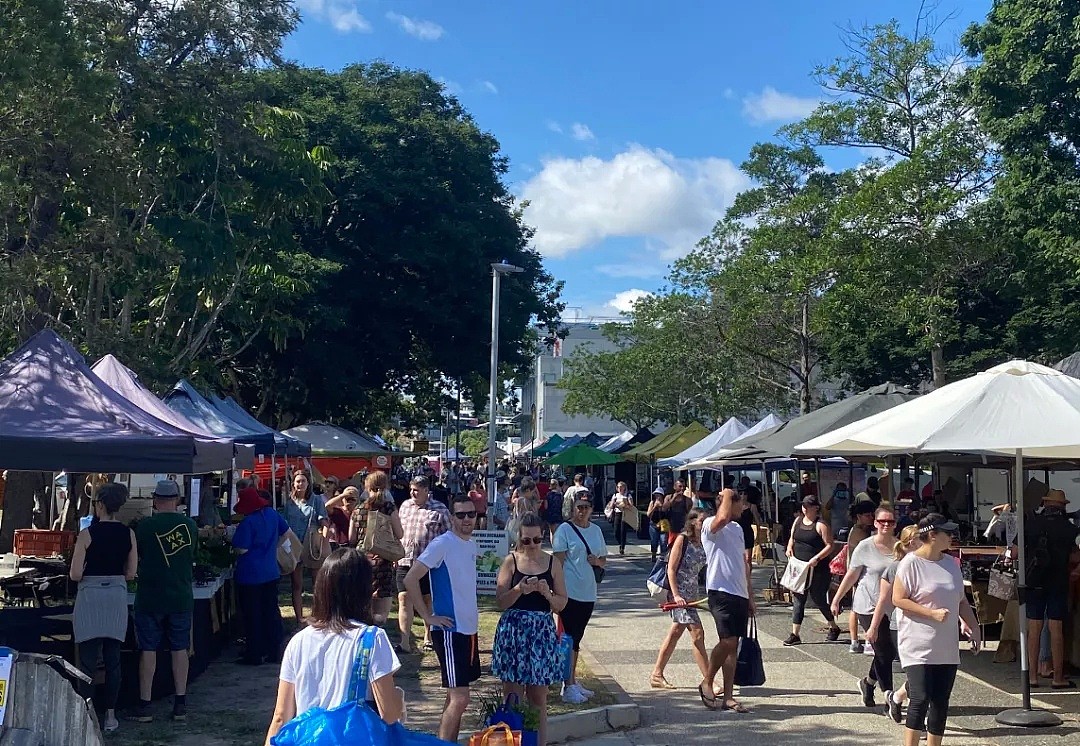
848, 538, 894, 616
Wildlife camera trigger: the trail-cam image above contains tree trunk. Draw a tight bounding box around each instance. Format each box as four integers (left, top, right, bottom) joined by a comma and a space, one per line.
799, 296, 813, 414
0, 471, 51, 553
931, 345, 946, 389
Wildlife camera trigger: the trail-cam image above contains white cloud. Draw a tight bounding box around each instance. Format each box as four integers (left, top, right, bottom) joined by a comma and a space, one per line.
481, 80, 498, 94
297, 0, 372, 33
436, 77, 462, 96
520, 145, 750, 258
570, 123, 595, 142
741, 86, 820, 124
722, 87, 736, 100
608, 289, 652, 313
546, 121, 563, 134
386, 11, 444, 40
567, 289, 654, 320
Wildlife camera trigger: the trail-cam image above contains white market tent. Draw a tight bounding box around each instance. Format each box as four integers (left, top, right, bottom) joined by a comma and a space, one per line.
658, 417, 748, 467
795, 360, 1080, 727
597, 431, 634, 453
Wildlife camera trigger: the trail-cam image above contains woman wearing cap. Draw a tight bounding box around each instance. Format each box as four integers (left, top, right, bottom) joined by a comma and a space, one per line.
233, 486, 290, 665
650, 509, 709, 690
783, 495, 841, 646
893, 513, 980, 746
283, 471, 329, 623
646, 488, 668, 562
553, 494, 608, 704
832, 505, 898, 708
349, 471, 404, 626
70, 483, 138, 732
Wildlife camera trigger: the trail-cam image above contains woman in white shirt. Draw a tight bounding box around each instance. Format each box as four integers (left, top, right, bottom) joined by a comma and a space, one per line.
893, 514, 980, 746
265, 548, 404, 745
605, 482, 635, 555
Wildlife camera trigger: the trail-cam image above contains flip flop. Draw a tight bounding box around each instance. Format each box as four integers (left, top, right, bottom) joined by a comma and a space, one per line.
1051, 681, 1076, 690
722, 700, 749, 713
698, 683, 720, 709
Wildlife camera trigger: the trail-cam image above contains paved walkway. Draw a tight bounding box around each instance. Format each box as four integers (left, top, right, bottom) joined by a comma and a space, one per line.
572, 532, 1080, 746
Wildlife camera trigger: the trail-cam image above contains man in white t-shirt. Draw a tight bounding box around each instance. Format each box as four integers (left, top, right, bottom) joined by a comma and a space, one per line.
700, 488, 754, 713
563, 473, 589, 520
403, 494, 480, 742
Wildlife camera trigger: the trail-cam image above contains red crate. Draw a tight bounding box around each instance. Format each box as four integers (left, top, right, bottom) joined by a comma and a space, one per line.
13, 529, 76, 557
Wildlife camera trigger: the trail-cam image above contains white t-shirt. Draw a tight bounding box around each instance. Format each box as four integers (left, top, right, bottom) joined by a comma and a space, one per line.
552, 520, 608, 602
701, 517, 748, 599
848, 538, 895, 615
417, 532, 480, 634
280, 624, 400, 714
894, 553, 965, 668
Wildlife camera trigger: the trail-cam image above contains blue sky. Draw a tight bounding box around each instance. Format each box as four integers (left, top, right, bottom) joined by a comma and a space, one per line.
284, 1, 989, 321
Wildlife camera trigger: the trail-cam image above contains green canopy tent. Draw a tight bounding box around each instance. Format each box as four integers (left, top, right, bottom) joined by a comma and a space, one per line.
532, 434, 565, 457
545, 443, 621, 466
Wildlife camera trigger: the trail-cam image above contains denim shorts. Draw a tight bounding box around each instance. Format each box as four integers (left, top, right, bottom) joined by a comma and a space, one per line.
134, 610, 193, 652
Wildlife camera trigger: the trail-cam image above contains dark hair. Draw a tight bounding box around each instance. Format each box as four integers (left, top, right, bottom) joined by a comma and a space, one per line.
97, 483, 128, 515
682, 508, 704, 538
235, 478, 253, 492
292, 471, 312, 501
309, 548, 373, 633
519, 512, 543, 531
451, 494, 474, 511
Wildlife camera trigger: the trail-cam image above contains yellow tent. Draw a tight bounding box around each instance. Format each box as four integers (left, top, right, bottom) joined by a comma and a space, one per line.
623, 422, 711, 461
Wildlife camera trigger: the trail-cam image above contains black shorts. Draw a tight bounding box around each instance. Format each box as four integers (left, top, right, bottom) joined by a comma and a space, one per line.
1026, 587, 1068, 622
395, 566, 430, 596
707, 590, 749, 640
431, 630, 481, 688
558, 598, 595, 651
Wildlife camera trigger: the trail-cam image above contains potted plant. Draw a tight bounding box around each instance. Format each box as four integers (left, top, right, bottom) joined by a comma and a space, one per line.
475, 689, 540, 746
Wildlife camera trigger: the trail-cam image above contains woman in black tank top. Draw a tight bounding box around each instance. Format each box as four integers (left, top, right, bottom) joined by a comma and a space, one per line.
69, 483, 138, 732
492, 513, 569, 746
783, 496, 840, 646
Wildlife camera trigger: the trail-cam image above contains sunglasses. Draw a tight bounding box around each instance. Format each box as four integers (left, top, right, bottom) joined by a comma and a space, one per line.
453, 510, 477, 520
876, 519, 896, 525
518, 537, 542, 546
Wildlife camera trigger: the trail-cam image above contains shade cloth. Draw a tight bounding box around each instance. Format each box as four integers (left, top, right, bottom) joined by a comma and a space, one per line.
0, 331, 230, 473
282, 422, 385, 457
211, 395, 311, 457
164, 380, 279, 456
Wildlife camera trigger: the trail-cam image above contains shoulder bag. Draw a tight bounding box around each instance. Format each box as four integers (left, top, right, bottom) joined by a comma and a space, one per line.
362, 506, 406, 563
277, 526, 303, 575
987, 556, 1017, 601
302, 507, 331, 571
271, 626, 451, 746
645, 536, 684, 601
828, 544, 849, 577
568, 522, 604, 584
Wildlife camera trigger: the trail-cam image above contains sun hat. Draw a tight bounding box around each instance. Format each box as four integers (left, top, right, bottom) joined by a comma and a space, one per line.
1043, 488, 1069, 505
152, 480, 180, 499
234, 487, 269, 516
652, 487, 665, 495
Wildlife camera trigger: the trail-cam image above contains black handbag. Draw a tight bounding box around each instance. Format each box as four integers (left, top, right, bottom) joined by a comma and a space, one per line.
569, 522, 605, 584
734, 618, 766, 687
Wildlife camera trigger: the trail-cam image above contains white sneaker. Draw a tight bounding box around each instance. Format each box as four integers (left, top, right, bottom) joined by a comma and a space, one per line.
103, 716, 119, 733
575, 683, 595, 698
561, 685, 587, 704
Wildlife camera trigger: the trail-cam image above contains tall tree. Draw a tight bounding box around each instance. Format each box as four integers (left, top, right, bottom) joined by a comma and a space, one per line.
786, 14, 997, 387
676, 144, 848, 413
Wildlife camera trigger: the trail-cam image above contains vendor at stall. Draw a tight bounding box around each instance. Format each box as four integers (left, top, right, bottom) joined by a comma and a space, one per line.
1023, 488, 1080, 690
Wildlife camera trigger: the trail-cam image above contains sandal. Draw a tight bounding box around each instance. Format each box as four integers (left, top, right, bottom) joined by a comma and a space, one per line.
1051, 681, 1076, 690
650, 675, 676, 690
698, 683, 719, 709
722, 700, 749, 714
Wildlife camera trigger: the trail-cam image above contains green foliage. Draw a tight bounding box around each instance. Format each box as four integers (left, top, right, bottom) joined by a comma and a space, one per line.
0, 4, 561, 432
457, 429, 489, 458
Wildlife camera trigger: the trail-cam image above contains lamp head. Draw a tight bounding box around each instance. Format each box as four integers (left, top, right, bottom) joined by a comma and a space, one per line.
491, 262, 525, 274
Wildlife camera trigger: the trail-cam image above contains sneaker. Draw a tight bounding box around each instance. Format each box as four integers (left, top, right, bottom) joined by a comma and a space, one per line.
783, 633, 802, 646
103, 716, 119, 733
849, 640, 864, 654
561, 685, 587, 704
863, 641, 875, 656
171, 700, 187, 722
574, 683, 595, 698
125, 703, 152, 723
885, 690, 902, 723
858, 677, 876, 708
826, 627, 841, 642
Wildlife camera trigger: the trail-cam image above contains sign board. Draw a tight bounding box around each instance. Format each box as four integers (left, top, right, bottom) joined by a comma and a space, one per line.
373, 454, 391, 469
472, 529, 508, 595
0, 647, 14, 726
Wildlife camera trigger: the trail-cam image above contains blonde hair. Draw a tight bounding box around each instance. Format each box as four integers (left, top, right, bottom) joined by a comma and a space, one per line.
364, 471, 390, 508
893, 524, 920, 560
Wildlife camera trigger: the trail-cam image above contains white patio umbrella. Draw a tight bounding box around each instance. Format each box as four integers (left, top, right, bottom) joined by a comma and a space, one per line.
796, 360, 1080, 727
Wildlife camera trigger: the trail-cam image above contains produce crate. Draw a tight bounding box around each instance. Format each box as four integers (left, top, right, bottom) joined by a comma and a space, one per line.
13, 529, 76, 558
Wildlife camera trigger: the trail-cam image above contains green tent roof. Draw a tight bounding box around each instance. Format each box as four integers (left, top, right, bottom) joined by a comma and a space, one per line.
532, 434, 565, 456
545, 443, 621, 466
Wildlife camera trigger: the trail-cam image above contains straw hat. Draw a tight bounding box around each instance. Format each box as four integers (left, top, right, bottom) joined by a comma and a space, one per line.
1042, 488, 1069, 506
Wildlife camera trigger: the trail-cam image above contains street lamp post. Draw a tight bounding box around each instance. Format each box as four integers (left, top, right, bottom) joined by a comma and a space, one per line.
487, 262, 524, 505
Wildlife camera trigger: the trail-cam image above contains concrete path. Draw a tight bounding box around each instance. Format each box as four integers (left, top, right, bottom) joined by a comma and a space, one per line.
572, 533, 1080, 746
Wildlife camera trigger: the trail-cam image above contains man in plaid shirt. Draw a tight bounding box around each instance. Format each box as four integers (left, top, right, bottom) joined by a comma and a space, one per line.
396, 475, 452, 653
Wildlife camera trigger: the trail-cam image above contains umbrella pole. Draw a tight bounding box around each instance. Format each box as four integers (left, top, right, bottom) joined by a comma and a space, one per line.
271, 454, 277, 510
995, 448, 1061, 727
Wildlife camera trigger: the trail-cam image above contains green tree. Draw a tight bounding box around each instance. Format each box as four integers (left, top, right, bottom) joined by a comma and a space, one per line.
786, 16, 997, 387
457, 429, 489, 458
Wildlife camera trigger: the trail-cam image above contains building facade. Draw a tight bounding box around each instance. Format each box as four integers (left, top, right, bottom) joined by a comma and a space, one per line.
519, 320, 631, 443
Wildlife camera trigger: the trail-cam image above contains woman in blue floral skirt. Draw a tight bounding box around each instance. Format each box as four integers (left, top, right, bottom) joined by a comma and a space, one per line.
493, 512, 569, 745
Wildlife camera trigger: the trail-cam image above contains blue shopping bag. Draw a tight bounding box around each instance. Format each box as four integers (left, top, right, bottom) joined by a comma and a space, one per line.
272, 627, 452, 746
555, 619, 574, 682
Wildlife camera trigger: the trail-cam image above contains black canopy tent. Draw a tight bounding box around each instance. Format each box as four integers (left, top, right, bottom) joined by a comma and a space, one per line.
0, 331, 233, 474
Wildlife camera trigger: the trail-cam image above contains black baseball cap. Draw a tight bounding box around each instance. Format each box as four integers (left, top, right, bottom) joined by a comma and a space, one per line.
918, 513, 959, 534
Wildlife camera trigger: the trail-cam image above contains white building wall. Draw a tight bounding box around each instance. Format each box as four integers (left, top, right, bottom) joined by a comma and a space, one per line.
521, 321, 631, 442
